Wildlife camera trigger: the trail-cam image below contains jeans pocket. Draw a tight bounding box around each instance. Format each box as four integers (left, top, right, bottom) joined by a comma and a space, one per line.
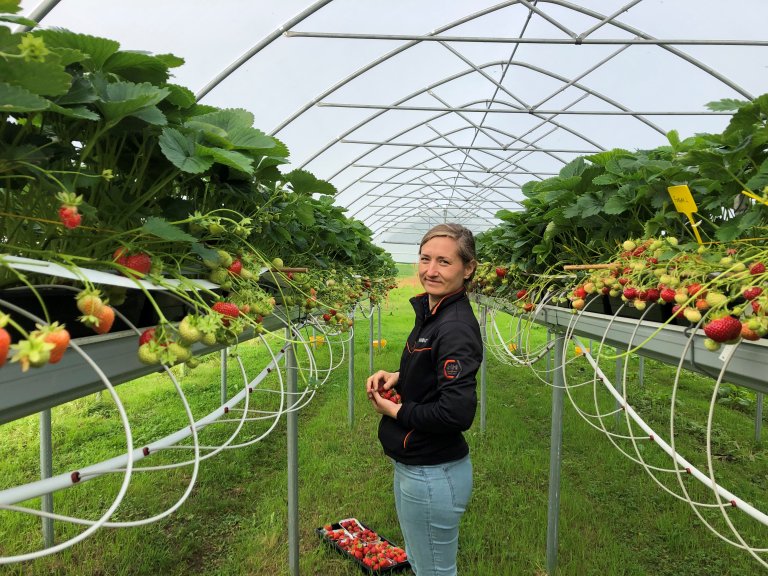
442, 458, 472, 510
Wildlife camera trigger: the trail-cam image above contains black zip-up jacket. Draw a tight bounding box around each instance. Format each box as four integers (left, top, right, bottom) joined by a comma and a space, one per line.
378, 288, 482, 465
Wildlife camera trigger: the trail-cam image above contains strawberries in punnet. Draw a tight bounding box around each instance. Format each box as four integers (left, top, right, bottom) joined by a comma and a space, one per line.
703, 315, 742, 343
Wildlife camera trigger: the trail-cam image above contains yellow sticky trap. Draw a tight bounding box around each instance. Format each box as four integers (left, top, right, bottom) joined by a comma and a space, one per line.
741, 189, 768, 207
667, 185, 703, 244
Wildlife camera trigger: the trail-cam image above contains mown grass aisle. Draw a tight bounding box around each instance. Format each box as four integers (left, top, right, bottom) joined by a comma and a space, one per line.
0, 268, 766, 575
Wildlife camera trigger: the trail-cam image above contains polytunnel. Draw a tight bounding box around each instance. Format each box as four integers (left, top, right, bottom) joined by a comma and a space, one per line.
17, 0, 768, 259
2, 1, 768, 575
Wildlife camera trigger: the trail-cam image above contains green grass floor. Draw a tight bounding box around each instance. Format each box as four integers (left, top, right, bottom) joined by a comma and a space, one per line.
0, 280, 767, 575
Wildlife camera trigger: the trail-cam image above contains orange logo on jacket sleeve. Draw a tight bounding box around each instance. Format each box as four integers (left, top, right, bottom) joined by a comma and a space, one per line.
443, 359, 462, 379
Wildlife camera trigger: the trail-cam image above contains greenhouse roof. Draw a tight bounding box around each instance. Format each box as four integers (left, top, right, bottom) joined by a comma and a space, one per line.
18, 0, 768, 260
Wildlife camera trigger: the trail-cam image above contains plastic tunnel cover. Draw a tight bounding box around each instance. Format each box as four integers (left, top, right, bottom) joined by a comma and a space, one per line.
18, 0, 768, 261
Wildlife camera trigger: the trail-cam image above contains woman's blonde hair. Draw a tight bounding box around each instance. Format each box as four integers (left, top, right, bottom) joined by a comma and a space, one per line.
419, 223, 477, 283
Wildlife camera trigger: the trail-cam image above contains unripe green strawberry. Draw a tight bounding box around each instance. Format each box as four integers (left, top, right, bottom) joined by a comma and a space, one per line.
137, 343, 161, 365
216, 250, 233, 268
185, 356, 201, 369
178, 315, 202, 345
167, 342, 191, 362
201, 332, 217, 346
703, 338, 721, 352
704, 292, 729, 308
209, 268, 229, 285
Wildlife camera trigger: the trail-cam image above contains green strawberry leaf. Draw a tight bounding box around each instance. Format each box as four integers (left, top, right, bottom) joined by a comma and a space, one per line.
0, 81, 50, 112
159, 127, 214, 173
141, 217, 197, 242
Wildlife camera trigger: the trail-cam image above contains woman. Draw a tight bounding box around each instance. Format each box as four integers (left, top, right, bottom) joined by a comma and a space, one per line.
366, 223, 482, 576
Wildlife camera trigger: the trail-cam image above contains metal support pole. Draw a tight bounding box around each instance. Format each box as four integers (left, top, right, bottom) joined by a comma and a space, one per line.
615, 348, 624, 429
348, 308, 355, 428
377, 304, 382, 345
479, 305, 487, 432
286, 327, 299, 576
368, 301, 374, 376
546, 333, 566, 575
40, 408, 54, 548
756, 393, 764, 443
546, 330, 552, 383
220, 348, 228, 405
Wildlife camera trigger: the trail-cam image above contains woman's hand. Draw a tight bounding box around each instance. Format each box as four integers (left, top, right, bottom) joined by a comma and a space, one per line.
365, 370, 401, 418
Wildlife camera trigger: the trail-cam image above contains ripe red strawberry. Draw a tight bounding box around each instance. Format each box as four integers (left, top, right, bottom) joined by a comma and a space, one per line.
34, 322, 70, 364
741, 323, 761, 341
622, 287, 638, 300
228, 259, 243, 275
752, 300, 763, 314
495, 267, 507, 278
660, 288, 676, 303
742, 286, 762, 300
749, 262, 765, 275
703, 315, 742, 343
687, 283, 705, 298
125, 253, 151, 275
113, 248, 151, 276
645, 288, 660, 302
573, 286, 587, 298
139, 327, 157, 345
523, 302, 534, 312
322, 313, 331, 322
516, 289, 528, 299
329, 309, 337, 316
618, 277, 629, 286
91, 305, 115, 335
0, 326, 10, 368
212, 301, 239, 325
57, 205, 82, 229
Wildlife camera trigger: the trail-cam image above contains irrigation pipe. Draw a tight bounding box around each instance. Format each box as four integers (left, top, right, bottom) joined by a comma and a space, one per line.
0, 299, 134, 563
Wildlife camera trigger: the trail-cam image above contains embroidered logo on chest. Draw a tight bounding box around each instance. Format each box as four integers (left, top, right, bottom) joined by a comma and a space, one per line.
417, 337, 429, 344
443, 359, 462, 379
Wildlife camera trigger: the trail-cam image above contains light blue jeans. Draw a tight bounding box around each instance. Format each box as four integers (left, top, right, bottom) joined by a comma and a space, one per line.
393, 455, 473, 576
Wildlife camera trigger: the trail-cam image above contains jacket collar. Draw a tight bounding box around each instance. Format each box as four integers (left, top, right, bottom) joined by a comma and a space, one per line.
410, 288, 467, 321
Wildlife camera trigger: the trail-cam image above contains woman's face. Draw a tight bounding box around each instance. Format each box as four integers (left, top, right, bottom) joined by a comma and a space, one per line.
418, 236, 473, 304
